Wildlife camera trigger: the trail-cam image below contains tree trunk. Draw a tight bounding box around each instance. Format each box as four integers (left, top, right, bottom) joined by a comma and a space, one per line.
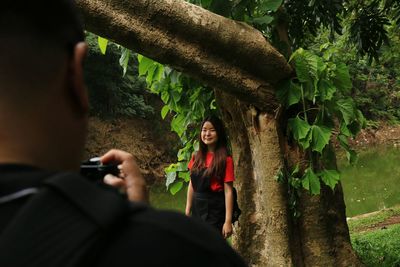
76, 0, 291, 112
76, 0, 363, 266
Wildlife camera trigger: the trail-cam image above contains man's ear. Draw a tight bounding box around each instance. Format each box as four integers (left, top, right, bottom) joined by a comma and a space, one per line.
68, 42, 88, 115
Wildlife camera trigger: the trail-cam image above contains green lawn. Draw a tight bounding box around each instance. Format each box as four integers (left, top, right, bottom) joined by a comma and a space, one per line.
348, 206, 400, 267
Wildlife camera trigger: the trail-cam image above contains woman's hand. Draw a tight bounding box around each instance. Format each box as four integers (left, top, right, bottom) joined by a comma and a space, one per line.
101, 149, 148, 203
222, 222, 233, 239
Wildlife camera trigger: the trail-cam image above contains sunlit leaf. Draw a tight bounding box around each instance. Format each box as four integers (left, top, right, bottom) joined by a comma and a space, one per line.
165, 170, 176, 188
161, 105, 169, 119
169, 181, 183, 195
97, 36, 108, 55
138, 56, 155, 76
178, 171, 191, 182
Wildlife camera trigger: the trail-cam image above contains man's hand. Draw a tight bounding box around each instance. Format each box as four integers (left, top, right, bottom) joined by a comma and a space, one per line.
101, 149, 148, 203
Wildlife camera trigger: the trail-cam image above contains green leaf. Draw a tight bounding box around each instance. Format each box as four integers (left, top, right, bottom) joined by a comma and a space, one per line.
274, 169, 285, 183
346, 149, 358, 166
178, 171, 191, 182
138, 56, 155, 76
276, 80, 302, 108
291, 164, 300, 176
311, 125, 332, 153
119, 48, 130, 76
299, 130, 312, 150
319, 80, 336, 101
337, 135, 358, 165
340, 122, 351, 137
288, 116, 311, 141
201, 0, 212, 8
161, 105, 169, 119
165, 170, 176, 188
97, 36, 108, 55
169, 181, 183, 195
319, 169, 340, 190
252, 15, 274, 26
171, 114, 186, 137
260, 0, 283, 12
302, 168, 320, 195
332, 63, 352, 93
293, 49, 319, 83
336, 99, 355, 125
288, 83, 302, 106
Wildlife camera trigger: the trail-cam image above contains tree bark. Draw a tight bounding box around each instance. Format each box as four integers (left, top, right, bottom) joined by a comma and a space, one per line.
76, 0, 292, 112
76, 0, 363, 266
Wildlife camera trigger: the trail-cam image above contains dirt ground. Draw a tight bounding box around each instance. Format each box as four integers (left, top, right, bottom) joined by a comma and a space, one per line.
84, 116, 179, 185
349, 123, 400, 147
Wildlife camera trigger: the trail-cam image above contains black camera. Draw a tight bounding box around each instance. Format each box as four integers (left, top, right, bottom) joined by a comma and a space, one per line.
80, 157, 120, 182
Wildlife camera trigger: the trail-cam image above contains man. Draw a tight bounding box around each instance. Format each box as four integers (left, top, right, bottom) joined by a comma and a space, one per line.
0, 1, 247, 266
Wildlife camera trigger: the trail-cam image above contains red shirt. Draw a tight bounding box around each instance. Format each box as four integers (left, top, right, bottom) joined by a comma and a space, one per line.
188, 152, 235, 192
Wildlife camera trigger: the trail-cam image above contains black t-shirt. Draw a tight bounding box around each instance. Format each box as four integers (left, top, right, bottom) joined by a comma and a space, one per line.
0, 165, 247, 267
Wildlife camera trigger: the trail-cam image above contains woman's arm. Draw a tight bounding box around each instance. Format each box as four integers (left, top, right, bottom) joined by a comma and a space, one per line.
185, 180, 194, 216
222, 182, 234, 238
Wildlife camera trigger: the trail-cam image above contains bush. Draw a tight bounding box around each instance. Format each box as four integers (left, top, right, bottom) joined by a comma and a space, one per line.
84, 33, 154, 118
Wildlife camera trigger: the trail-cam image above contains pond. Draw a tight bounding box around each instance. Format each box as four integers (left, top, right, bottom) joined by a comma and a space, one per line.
339, 145, 400, 217
150, 145, 400, 217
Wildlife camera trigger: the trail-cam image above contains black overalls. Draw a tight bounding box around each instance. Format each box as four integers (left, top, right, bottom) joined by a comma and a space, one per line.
191, 169, 225, 233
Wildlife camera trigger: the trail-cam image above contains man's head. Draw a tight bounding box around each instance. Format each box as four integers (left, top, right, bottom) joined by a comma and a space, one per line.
0, 0, 89, 171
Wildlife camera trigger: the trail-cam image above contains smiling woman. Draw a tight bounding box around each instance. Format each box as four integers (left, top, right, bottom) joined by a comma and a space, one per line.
185, 116, 236, 239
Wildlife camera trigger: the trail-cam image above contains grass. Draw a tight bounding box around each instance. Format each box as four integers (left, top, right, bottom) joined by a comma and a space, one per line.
351, 224, 400, 267
348, 206, 400, 233
348, 205, 400, 267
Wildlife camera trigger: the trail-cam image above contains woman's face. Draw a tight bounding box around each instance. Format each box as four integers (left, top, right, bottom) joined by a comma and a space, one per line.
201, 121, 218, 148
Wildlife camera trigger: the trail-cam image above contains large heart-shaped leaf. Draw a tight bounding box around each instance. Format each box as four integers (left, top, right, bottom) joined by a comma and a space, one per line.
311, 125, 332, 153
336, 99, 355, 125
288, 116, 311, 141
332, 62, 352, 93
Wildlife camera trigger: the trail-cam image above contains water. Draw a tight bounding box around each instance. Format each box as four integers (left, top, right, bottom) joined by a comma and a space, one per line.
150, 145, 400, 217
339, 145, 400, 217
150, 184, 186, 213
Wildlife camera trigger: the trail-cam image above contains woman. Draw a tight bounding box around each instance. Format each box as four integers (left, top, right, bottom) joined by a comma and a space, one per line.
185, 115, 235, 239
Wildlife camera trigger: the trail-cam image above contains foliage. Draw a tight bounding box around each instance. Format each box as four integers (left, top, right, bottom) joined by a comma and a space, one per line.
136, 55, 216, 194
277, 48, 366, 195
92, 0, 400, 199
84, 33, 154, 118
351, 224, 400, 267
308, 21, 400, 123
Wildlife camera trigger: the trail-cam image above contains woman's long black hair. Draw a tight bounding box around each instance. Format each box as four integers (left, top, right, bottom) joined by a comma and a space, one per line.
191, 115, 229, 181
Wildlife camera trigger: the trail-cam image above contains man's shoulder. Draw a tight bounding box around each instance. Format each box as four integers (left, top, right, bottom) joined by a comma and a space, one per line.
96, 206, 247, 266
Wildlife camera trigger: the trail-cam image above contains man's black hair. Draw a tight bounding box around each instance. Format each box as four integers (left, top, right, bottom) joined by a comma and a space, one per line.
0, 0, 85, 99
0, 0, 84, 50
